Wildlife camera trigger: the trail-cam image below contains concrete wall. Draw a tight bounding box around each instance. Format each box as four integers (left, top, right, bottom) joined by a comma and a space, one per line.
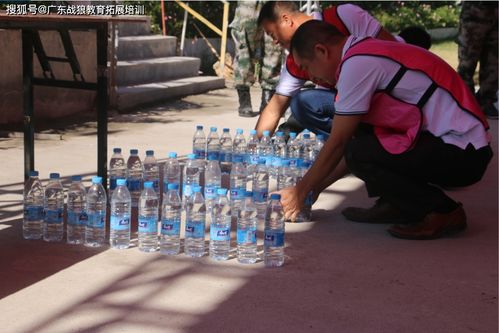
0, 29, 97, 125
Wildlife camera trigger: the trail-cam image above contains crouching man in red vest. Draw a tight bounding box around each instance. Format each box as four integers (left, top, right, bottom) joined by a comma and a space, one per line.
281, 20, 493, 239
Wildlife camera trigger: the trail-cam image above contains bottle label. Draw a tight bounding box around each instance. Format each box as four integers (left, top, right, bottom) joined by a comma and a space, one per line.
24, 205, 43, 221
289, 158, 299, 168
237, 228, 256, 245
111, 214, 130, 231
249, 155, 260, 165
68, 211, 88, 226
150, 179, 160, 193
204, 185, 218, 199
194, 149, 206, 160
210, 225, 230, 241
161, 218, 180, 236
253, 190, 268, 203
264, 229, 285, 247
183, 184, 195, 197
163, 181, 179, 193
234, 153, 246, 163
88, 212, 106, 229
219, 152, 232, 163
265, 156, 273, 166
139, 216, 158, 233
185, 220, 205, 238
230, 188, 245, 200
128, 179, 141, 192
109, 176, 117, 190
44, 209, 63, 224
271, 156, 281, 166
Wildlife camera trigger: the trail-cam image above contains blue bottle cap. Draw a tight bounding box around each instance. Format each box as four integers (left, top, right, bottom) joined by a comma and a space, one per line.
250, 129, 257, 135
146, 150, 154, 156
71, 175, 82, 182
92, 176, 102, 184
276, 131, 284, 137
50, 173, 60, 179
167, 183, 179, 190
168, 152, 177, 158
144, 181, 153, 188
232, 155, 243, 163
263, 130, 270, 137
236, 128, 243, 135
303, 133, 311, 139
113, 148, 121, 153
29, 170, 39, 177
289, 132, 297, 139
270, 193, 281, 200
196, 125, 203, 130
281, 159, 290, 167
207, 153, 218, 161
223, 128, 230, 133
187, 153, 196, 160
116, 179, 127, 186
217, 188, 228, 196
130, 149, 138, 155
244, 190, 253, 198
210, 126, 217, 132
193, 185, 201, 193
317, 134, 325, 140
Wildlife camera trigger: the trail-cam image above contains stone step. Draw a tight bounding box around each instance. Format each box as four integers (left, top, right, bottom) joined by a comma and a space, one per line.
116, 76, 226, 111
116, 56, 200, 86
117, 16, 151, 36
117, 35, 177, 60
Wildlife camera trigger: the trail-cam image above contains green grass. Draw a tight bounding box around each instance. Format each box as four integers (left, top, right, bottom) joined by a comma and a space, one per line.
431, 39, 459, 70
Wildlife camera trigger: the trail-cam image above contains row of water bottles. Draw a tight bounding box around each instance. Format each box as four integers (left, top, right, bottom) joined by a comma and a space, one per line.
23, 172, 107, 246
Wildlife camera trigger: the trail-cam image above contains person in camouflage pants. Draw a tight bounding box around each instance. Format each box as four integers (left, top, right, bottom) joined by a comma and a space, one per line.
457, 1, 498, 119
230, 1, 283, 117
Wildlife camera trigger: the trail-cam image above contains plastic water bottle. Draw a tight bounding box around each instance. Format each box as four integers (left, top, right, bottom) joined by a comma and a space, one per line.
264, 193, 285, 267
272, 131, 287, 178
233, 128, 247, 163
210, 188, 231, 260
204, 153, 221, 214
301, 133, 315, 163
110, 178, 131, 249
246, 129, 260, 183
127, 149, 143, 208
287, 132, 302, 168
143, 150, 160, 195
313, 134, 325, 161
67, 175, 87, 244
253, 159, 269, 219
43, 173, 64, 242
258, 130, 274, 165
185, 185, 206, 257
219, 128, 233, 174
138, 181, 159, 252
23, 171, 44, 240
296, 160, 313, 222
160, 183, 182, 255
193, 125, 207, 160
163, 152, 181, 193
207, 126, 221, 160
183, 153, 201, 206
230, 155, 247, 218
109, 148, 126, 198
278, 159, 296, 190
237, 191, 258, 264
85, 176, 107, 247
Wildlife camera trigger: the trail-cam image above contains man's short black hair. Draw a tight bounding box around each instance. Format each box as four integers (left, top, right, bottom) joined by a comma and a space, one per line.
399, 26, 432, 50
257, 1, 300, 27
290, 20, 343, 60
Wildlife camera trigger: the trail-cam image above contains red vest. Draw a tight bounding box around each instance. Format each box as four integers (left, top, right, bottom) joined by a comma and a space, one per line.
336, 38, 489, 154
286, 6, 346, 88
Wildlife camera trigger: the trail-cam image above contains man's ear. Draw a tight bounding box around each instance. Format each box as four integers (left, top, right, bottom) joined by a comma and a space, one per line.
281, 13, 292, 26
314, 43, 329, 60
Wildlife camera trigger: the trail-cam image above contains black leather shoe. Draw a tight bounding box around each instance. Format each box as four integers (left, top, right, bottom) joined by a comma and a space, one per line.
237, 87, 258, 117
388, 204, 467, 240
342, 199, 417, 224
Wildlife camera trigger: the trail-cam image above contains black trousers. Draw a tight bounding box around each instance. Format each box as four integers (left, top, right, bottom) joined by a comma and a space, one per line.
344, 127, 493, 218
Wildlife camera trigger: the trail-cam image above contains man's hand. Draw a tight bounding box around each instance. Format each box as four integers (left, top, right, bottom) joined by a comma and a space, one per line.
255, 94, 291, 136
278, 185, 306, 222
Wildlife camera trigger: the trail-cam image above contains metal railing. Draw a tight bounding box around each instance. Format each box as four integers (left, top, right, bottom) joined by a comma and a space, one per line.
160, 0, 229, 74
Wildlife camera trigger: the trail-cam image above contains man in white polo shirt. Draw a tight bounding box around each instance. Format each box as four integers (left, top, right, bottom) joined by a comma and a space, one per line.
280, 20, 493, 240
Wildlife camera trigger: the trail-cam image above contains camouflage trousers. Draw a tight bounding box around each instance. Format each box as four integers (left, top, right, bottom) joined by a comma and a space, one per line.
230, 1, 283, 90
457, 1, 498, 106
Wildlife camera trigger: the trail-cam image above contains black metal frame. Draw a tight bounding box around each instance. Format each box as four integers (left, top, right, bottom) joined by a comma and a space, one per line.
0, 19, 108, 189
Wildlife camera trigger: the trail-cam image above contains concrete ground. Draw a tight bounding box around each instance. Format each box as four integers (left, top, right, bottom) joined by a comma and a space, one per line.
0, 87, 497, 333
